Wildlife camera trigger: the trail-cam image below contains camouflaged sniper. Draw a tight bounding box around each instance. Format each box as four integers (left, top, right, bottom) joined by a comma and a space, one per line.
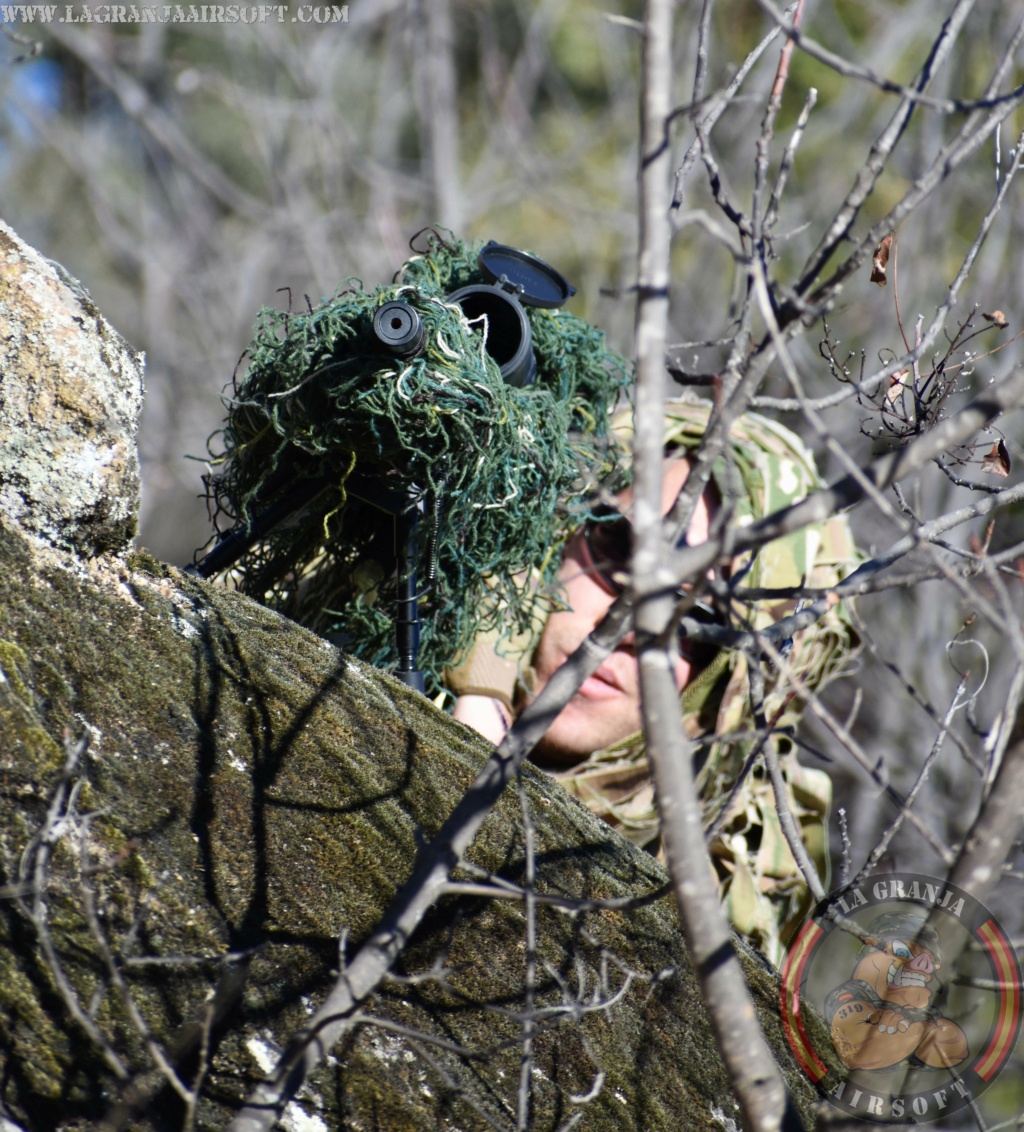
551, 399, 860, 966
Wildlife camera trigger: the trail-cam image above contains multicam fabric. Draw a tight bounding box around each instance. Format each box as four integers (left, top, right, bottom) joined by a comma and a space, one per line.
551, 399, 860, 966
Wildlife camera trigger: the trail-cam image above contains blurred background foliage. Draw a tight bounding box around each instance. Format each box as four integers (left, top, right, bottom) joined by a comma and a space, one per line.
2, 0, 1022, 563
3, 5, 1024, 1118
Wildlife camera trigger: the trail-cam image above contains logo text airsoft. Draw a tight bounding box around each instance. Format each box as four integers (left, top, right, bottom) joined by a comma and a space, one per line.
1, 4, 348, 21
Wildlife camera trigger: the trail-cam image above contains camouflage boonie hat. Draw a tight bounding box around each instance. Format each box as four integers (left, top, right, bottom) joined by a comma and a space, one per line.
552, 398, 860, 964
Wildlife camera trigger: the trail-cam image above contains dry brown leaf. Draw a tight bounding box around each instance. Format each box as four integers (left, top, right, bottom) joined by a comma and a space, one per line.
983, 310, 1009, 329
884, 368, 910, 412
981, 438, 1011, 478
871, 231, 894, 286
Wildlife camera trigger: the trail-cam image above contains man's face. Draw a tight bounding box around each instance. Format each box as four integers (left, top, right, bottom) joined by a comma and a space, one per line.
528, 458, 712, 766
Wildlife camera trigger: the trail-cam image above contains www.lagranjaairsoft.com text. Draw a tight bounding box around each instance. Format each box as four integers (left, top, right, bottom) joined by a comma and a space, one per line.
1, 4, 349, 22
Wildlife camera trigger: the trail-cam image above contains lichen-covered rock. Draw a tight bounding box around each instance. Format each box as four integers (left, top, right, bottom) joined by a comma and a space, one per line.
0, 522, 830, 1131
0, 220, 143, 557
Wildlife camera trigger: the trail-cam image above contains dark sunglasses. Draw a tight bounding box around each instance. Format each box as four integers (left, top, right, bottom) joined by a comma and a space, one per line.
578, 504, 723, 661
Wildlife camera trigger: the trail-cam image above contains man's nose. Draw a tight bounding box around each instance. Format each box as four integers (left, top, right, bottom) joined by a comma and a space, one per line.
908, 950, 934, 975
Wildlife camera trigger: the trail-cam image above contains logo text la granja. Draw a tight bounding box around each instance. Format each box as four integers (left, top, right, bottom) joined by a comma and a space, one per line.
832, 877, 966, 919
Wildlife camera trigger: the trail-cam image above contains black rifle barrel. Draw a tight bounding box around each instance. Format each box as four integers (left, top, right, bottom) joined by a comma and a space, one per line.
185, 476, 331, 579
185, 475, 428, 694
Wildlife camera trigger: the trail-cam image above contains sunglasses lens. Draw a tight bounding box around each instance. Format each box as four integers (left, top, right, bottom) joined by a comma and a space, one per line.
687, 600, 718, 625
581, 511, 724, 669
587, 518, 631, 568
584, 508, 632, 591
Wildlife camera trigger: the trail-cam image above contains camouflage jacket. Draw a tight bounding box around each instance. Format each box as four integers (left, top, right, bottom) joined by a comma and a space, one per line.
550, 400, 860, 966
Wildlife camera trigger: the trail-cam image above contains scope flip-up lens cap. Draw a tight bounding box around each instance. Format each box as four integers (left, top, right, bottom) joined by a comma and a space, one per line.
475, 241, 576, 308
447, 242, 575, 388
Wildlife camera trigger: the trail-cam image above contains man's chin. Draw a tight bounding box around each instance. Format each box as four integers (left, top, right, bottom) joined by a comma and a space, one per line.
528, 698, 638, 768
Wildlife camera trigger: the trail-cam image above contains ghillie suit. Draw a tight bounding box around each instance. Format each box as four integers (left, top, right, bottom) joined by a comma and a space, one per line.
552, 399, 860, 965
201, 232, 630, 695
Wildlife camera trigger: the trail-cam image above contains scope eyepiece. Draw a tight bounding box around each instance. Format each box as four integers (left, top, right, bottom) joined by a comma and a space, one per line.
447, 284, 537, 388
373, 301, 425, 357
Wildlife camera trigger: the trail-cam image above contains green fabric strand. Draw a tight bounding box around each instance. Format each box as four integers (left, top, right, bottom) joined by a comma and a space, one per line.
204, 231, 630, 694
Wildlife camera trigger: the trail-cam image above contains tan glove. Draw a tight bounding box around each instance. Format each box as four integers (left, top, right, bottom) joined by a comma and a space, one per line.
444, 623, 535, 713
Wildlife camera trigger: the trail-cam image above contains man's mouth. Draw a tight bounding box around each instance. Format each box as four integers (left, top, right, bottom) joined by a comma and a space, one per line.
578, 662, 626, 700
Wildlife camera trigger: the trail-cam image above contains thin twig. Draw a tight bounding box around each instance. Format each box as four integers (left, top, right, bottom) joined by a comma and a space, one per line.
764, 85, 817, 234
761, 633, 957, 865
750, 0, 805, 271
673, 8, 785, 208
794, 0, 979, 294
856, 673, 970, 882
76, 819, 193, 1106
515, 779, 537, 1132
16, 729, 130, 1084
755, 0, 1023, 115
753, 122, 1024, 414
748, 650, 826, 903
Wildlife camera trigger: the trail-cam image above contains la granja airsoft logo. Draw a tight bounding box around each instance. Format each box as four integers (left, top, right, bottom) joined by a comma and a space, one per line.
781, 872, 1021, 1123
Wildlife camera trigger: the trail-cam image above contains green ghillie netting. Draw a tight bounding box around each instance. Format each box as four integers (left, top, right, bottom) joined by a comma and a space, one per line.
202, 231, 630, 694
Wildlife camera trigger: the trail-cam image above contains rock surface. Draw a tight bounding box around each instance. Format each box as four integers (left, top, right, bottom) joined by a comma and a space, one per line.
0, 220, 831, 1131
0, 220, 143, 557
0, 527, 833, 1131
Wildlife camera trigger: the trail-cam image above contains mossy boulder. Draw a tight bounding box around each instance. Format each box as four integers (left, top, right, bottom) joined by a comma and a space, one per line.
0, 526, 836, 1131
0, 218, 831, 1131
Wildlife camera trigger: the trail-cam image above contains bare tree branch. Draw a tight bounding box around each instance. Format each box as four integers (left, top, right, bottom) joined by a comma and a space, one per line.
755, 0, 1024, 114
416, 0, 462, 231
45, 24, 267, 220
635, 3, 797, 1129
